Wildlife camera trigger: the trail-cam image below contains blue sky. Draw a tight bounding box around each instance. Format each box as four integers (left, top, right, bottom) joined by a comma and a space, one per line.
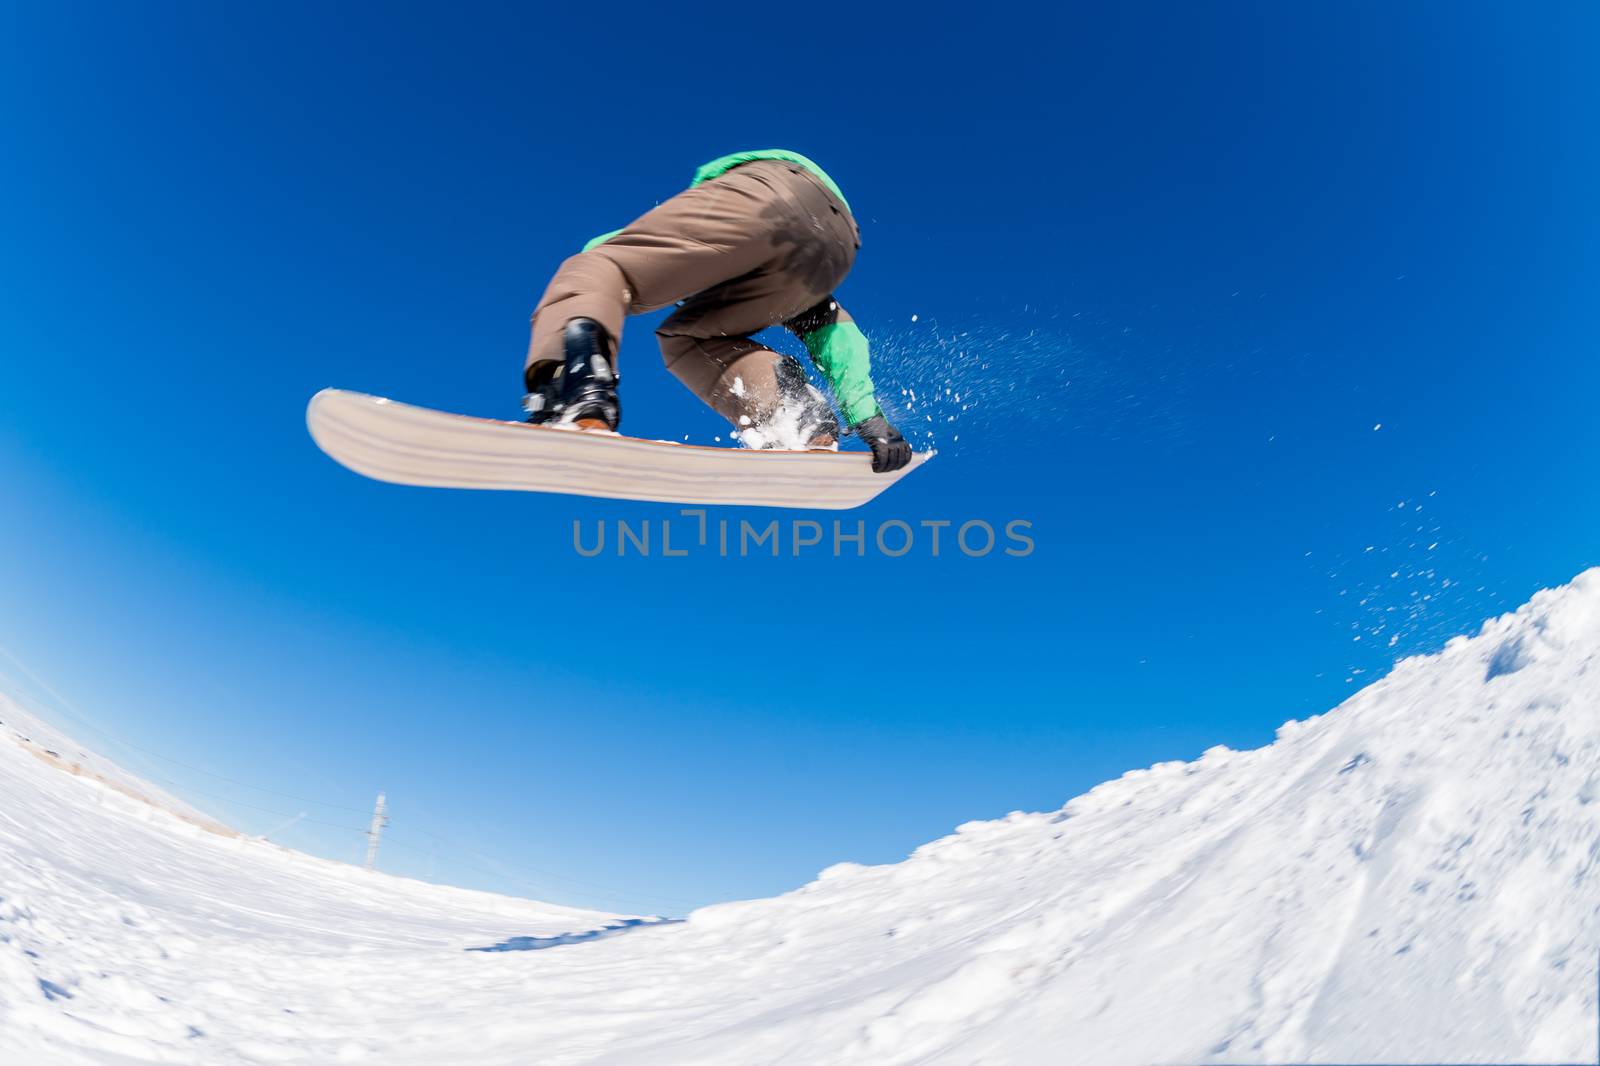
3, 3, 1597, 914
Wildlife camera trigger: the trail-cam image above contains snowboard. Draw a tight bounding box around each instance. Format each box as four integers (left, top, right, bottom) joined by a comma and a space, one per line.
306, 389, 931, 510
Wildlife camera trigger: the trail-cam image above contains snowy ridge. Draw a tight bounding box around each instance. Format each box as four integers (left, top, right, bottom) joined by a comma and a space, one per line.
3, 572, 1599, 1063
0, 696, 229, 837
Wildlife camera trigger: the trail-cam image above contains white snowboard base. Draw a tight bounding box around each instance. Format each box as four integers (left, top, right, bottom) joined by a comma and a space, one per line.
306, 389, 931, 510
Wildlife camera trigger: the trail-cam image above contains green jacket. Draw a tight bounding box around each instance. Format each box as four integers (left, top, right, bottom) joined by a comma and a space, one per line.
583, 150, 880, 426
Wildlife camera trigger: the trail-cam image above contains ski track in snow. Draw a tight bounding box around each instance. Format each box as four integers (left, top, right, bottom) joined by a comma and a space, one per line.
4, 572, 1600, 1064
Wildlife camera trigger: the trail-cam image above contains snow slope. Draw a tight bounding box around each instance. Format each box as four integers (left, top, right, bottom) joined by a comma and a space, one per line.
3, 572, 1599, 1065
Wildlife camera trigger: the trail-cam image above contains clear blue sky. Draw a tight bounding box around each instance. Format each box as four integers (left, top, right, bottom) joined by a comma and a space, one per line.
3, 3, 1597, 915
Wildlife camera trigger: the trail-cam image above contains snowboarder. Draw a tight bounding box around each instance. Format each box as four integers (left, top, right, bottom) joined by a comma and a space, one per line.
522, 150, 913, 473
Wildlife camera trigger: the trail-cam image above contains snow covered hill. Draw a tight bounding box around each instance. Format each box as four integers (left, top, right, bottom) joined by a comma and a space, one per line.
4, 572, 1599, 1065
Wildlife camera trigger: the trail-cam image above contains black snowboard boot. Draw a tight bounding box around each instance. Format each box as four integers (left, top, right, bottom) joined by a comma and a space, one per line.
523, 318, 621, 431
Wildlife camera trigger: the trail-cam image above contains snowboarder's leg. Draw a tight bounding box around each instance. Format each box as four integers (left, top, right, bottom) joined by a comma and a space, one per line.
657, 329, 839, 449
525, 254, 631, 374
525, 161, 857, 436
653, 169, 855, 447
524, 162, 806, 379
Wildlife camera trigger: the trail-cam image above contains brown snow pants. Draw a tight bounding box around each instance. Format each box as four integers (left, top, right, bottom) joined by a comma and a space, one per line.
525, 160, 861, 428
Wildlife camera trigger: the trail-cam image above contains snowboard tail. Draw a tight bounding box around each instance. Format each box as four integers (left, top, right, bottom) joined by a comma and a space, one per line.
306, 389, 930, 510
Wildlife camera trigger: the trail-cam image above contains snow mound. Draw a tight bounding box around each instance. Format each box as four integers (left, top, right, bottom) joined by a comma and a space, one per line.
4, 571, 1599, 1064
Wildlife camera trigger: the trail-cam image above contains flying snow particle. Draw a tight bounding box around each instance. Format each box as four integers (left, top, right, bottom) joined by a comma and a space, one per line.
1373, 423, 1383, 431
911, 314, 919, 322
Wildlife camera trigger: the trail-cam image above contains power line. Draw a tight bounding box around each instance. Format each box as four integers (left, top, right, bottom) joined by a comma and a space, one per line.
76, 737, 377, 815
0, 648, 180, 786
0, 647, 710, 913
0, 644, 378, 816
68, 753, 374, 834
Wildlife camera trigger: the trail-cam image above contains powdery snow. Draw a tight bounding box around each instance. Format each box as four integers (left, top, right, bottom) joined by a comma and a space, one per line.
735, 382, 839, 452
4, 571, 1600, 1064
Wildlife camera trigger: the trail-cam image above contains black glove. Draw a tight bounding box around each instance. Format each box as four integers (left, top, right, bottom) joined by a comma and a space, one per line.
853, 413, 912, 473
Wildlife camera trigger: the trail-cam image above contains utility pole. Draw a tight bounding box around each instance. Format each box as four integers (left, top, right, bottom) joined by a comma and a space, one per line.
364, 792, 387, 871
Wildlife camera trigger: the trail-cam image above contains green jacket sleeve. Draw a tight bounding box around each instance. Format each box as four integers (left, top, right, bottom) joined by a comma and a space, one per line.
799, 320, 881, 426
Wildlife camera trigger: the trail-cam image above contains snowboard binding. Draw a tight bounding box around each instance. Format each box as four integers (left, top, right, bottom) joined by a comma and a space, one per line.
524, 318, 621, 432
